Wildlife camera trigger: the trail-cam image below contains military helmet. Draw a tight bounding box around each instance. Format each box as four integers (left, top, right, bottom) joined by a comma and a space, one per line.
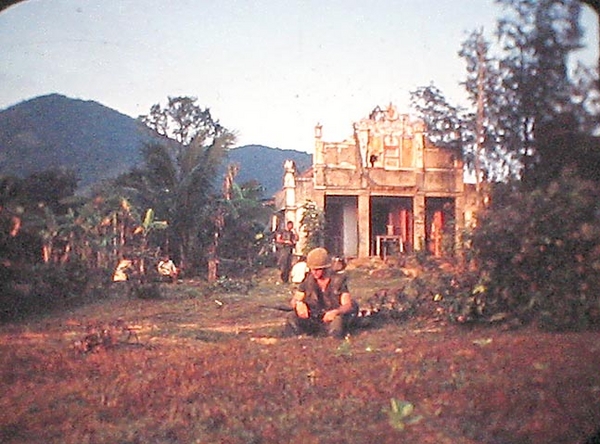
306, 247, 331, 269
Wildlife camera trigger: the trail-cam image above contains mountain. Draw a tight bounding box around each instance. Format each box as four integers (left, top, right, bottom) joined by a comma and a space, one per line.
0, 94, 312, 197
227, 145, 311, 197
0, 94, 147, 189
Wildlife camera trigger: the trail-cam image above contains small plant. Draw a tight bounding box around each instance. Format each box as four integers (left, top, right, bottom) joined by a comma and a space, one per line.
385, 399, 423, 430
210, 276, 253, 294
73, 319, 140, 353
335, 336, 352, 356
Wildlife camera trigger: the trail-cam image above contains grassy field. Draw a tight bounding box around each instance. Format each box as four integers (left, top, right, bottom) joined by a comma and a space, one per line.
1, 267, 600, 444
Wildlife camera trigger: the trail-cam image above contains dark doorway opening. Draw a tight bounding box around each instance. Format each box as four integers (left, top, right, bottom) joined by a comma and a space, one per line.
324, 195, 358, 258
370, 196, 413, 255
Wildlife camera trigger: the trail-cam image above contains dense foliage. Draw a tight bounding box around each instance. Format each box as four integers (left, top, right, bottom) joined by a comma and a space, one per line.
0, 98, 274, 319
472, 173, 600, 330
0, 260, 108, 321
0, 170, 115, 320
412, 0, 598, 183
215, 179, 273, 276
410, 0, 600, 330
120, 96, 237, 273
299, 200, 325, 254
114, 96, 273, 279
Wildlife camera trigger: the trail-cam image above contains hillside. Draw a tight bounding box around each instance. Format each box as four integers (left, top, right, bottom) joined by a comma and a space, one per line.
0, 94, 312, 196
227, 145, 311, 197
0, 94, 146, 188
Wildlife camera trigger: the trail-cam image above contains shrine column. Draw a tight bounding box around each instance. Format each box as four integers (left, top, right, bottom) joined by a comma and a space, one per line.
358, 193, 370, 257
283, 160, 297, 224
314, 123, 324, 166
413, 194, 426, 250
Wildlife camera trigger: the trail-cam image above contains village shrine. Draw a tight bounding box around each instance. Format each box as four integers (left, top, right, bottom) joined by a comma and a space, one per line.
274, 103, 479, 259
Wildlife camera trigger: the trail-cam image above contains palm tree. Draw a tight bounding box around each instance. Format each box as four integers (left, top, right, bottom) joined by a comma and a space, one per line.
115, 97, 236, 275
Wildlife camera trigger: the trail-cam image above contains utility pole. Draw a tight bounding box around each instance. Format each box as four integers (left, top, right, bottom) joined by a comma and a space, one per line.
207, 163, 238, 282
474, 30, 487, 209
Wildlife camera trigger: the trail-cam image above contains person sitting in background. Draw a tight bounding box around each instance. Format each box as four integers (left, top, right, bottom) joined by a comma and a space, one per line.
157, 256, 179, 283
113, 258, 133, 282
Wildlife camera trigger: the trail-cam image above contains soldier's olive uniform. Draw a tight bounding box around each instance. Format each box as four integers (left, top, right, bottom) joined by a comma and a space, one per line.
285, 272, 358, 338
276, 229, 295, 283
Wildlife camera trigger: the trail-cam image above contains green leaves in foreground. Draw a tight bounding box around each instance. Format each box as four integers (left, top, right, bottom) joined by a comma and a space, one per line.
386, 399, 423, 431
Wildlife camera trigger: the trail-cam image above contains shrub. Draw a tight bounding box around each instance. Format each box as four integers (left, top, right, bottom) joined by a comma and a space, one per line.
300, 200, 325, 254
362, 258, 480, 325
130, 282, 163, 299
471, 173, 600, 330
0, 260, 110, 321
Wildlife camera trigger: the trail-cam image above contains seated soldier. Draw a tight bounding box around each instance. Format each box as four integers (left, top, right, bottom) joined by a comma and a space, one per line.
157, 256, 179, 283
113, 258, 133, 282
284, 247, 358, 339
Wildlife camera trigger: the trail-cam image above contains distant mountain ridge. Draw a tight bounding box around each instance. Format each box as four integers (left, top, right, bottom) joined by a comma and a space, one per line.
226, 145, 311, 197
0, 94, 146, 188
0, 94, 312, 197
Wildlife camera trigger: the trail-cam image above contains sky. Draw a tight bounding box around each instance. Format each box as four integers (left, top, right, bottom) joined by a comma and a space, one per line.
0, 0, 598, 153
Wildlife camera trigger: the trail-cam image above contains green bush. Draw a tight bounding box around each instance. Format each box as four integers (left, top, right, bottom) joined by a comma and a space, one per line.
0, 261, 110, 321
472, 173, 600, 330
300, 200, 325, 254
130, 282, 163, 299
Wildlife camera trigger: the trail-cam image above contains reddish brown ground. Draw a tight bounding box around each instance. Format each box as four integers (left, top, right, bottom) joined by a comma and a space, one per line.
1, 267, 599, 444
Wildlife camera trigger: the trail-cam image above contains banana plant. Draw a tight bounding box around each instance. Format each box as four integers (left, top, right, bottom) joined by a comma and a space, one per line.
39, 206, 59, 263
132, 208, 168, 276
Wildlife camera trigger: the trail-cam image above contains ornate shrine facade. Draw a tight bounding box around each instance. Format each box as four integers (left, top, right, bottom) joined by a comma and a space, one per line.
275, 103, 479, 258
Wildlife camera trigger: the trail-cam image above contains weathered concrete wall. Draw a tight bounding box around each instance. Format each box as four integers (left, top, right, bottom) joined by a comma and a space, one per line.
277, 103, 480, 257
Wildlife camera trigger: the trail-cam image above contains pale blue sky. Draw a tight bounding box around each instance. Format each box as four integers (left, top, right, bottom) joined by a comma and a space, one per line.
0, 0, 598, 152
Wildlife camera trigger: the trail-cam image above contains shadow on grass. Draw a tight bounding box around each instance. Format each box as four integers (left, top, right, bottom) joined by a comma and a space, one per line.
194, 329, 238, 343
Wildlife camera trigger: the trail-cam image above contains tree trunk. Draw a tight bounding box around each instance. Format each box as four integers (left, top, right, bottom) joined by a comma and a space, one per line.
42, 243, 51, 263
475, 33, 486, 209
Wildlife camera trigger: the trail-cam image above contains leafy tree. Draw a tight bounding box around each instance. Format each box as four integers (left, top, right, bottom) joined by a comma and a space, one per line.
140, 96, 222, 147
217, 178, 272, 276
493, 0, 587, 180
117, 96, 236, 274
414, 1, 596, 185
527, 114, 600, 186
19, 168, 79, 213
409, 1, 600, 332
409, 84, 469, 157
458, 29, 515, 183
